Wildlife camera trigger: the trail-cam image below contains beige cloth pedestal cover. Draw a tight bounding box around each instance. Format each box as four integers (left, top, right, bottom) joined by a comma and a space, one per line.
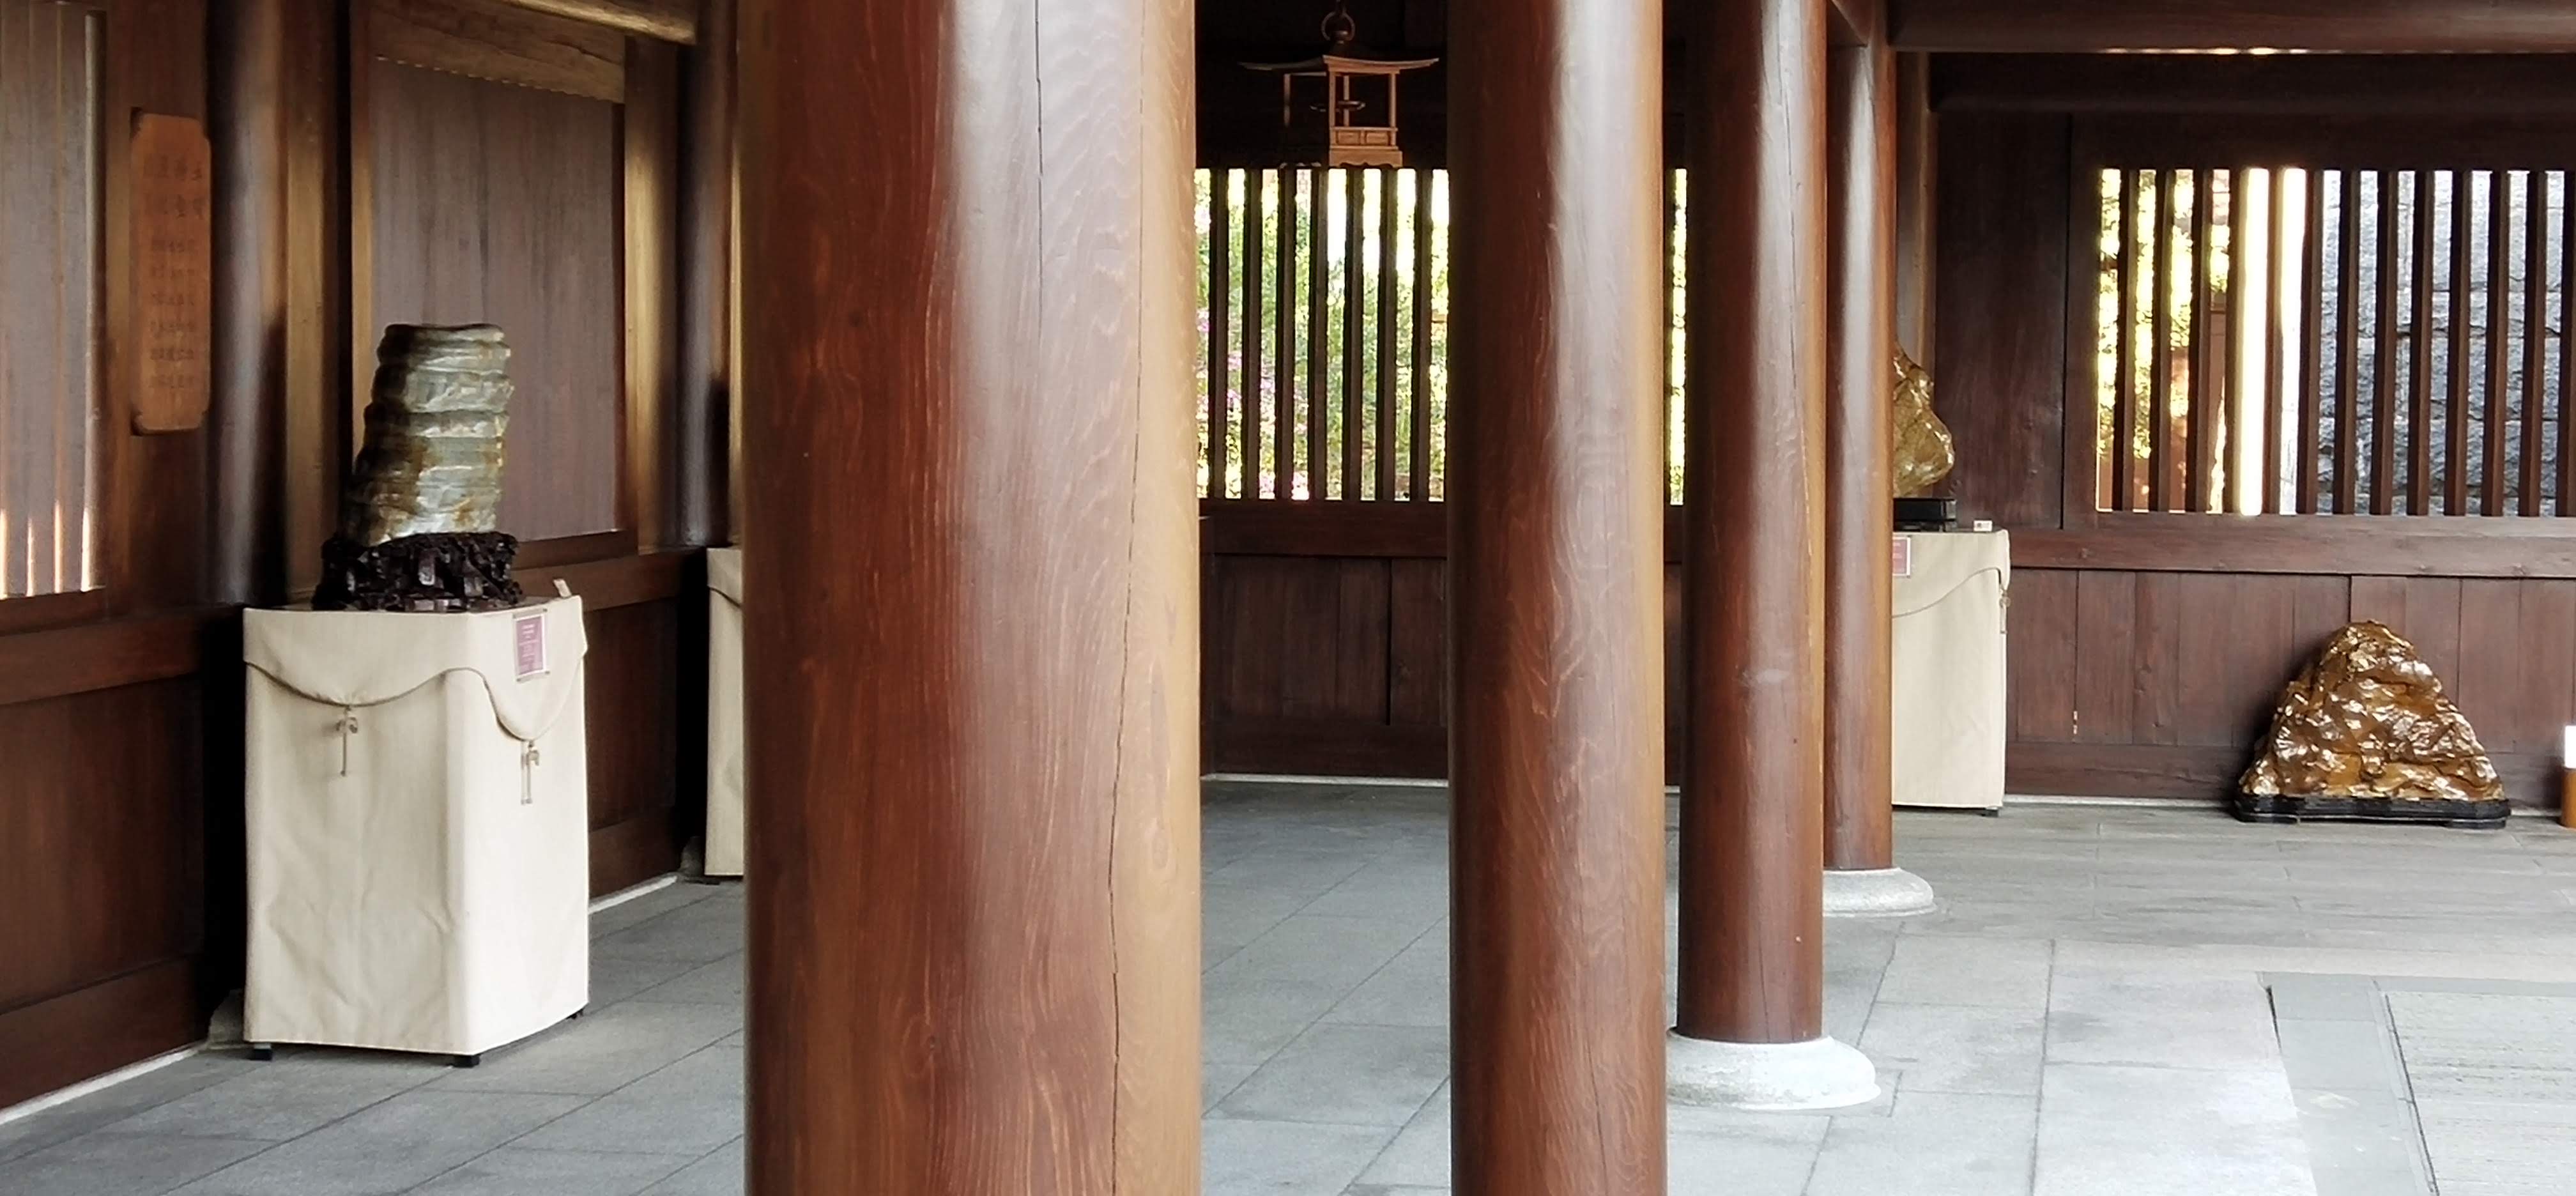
1892, 532, 2011, 811
704, 548, 744, 877
243, 597, 591, 1057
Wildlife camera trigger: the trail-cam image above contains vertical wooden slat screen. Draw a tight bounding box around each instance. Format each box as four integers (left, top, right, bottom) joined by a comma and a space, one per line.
1305, 168, 1326, 498
1197, 165, 1449, 503
2297, 169, 2324, 514
2522, 172, 2548, 519
2409, 171, 2436, 517
2444, 173, 2472, 516
1373, 168, 1397, 502
2334, 170, 2360, 515
1349, 167, 1370, 494
2092, 164, 2572, 523
1410, 167, 1433, 499
1273, 169, 1296, 499
2563, 174, 2576, 518
1208, 171, 1232, 499
2188, 172, 2216, 512
2150, 171, 2176, 512
2481, 169, 2510, 517
0, 0, 103, 599
2372, 171, 2400, 516
1241, 169, 1265, 503
2110, 172, 2140, 509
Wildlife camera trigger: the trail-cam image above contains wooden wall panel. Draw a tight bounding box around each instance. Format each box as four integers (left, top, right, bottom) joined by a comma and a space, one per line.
1386, 558, 1445, 727
366, 59, 622, 544
1932, 113, 2069, 530
2005, 569, 2077, 742
581, 597, 680, 895
0, 678, 204, 1107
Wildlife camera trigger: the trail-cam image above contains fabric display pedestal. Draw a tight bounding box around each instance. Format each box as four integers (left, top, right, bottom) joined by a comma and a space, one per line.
1892, 531, 2011, 812
242, 597, 591, 1064
705, 548, 745, 877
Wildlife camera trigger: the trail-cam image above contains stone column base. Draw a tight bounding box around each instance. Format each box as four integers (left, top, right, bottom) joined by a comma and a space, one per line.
1823, 867, 1938, 918
1667, 1032, 1880, 1111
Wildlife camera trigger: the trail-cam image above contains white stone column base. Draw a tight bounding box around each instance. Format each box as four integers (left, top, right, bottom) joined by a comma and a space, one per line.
1667, 1032, 1880, 1111
1823, 867, 1938, 918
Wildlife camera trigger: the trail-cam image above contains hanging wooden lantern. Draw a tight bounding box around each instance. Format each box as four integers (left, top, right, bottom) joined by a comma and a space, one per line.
1241, 1, 1437, 167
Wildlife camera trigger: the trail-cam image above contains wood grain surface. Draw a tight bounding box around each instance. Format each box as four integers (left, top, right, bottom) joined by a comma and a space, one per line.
738, 0, 1199, 1189
1678, 0, 1832, 1046
1825, 39, 1897, 873
1447, 0, 1667, 1185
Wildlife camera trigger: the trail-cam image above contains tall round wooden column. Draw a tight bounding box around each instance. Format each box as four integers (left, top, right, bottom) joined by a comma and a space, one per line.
737, 0, 1200, 1192
1447, 0, 1667, 1186
1671, 0, 1878, 1108
1821, 40, 1935, 918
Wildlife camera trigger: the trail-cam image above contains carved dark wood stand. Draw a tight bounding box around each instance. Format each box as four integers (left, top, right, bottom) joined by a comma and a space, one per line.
2232, 792, 2511, 831
312, 532, 524, 613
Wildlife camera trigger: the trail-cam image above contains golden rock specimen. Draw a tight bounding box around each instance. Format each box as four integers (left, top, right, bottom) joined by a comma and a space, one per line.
2241, 622, 2503, 806
1892, 350, 1953, 498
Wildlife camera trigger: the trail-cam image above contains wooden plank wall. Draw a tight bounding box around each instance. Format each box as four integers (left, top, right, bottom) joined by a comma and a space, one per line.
0, 0, 724, 1109
1936, 104, 2576, 808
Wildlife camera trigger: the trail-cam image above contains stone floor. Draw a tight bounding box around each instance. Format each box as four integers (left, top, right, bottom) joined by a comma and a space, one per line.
8, 780, 2576, 1195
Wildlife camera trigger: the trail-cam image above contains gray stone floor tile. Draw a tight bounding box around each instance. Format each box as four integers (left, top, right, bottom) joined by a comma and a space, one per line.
588, 955, 703, 1008
626, 954, 744, 1007
2035, 1064, 2317, 1196
2267, 974, 2386, 1023
0, 1131, 270, 1196
170, 1091, 585, 1196
586, 883, 721, 940
1876, 936, 2051, 1010
1805, 1091, 2038, 1196
636, 1139, 740, 1196
1204, 916, 1428, 1064
105, 1051, 447, 1141
2046, 965, 2283, 1071
1205, 1061, 1259, 1113
2276, 1019, 2409, 1098
1320, 932, 1446, 1029
1204, 882, 1324, 968
0, 1054, 261, 1164
1667, 1116, 1827, 1196
429, 1002, 738, 1096
1353, 1082, 1447, 1188
591, 898, 744, 964
1220, 1025, 1448, 1128
2290, 1091, 2430, 1196
1859, 1004, 2045, 1096
1203, 1119, 1394, 1196
408, 1146, 695, 1195
513, 1048, 742, 1158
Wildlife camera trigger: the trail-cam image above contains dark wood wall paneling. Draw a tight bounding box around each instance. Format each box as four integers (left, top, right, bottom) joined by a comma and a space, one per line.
0, 0, 217, 1111
1930, 96, 2576, 808
0, 0, 719, 1111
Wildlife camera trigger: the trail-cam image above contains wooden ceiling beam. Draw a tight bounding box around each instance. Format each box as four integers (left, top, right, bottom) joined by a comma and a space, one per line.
493, 0, 696, 44
1890, 0, 2576, 54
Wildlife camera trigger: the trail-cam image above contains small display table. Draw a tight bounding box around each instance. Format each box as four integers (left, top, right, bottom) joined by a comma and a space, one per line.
241, 597, 590, 1063
704, 548, 745, 877
1892, 531, 2011, 812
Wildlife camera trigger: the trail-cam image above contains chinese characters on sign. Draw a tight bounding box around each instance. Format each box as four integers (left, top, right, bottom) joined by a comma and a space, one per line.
131, 112, 211, 434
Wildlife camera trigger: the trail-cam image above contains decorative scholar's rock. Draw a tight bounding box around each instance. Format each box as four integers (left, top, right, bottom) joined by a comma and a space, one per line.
1892, 350, 1954, 499
2234, 622, 2508, 830
312, 325, 524, 613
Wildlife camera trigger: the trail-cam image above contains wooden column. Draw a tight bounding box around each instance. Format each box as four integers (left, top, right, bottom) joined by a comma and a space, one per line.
737, 0, 1199, 1191
1448, 0, 1667, 1184
676, 0, 733, 546
1678, 0, 1833, 1046
210, 0, 289, 605
1825, 41, 1897, 875
1893, 52, 1936, 368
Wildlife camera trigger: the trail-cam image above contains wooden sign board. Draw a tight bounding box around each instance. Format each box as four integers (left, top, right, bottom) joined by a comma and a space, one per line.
131, 112, 212, 435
